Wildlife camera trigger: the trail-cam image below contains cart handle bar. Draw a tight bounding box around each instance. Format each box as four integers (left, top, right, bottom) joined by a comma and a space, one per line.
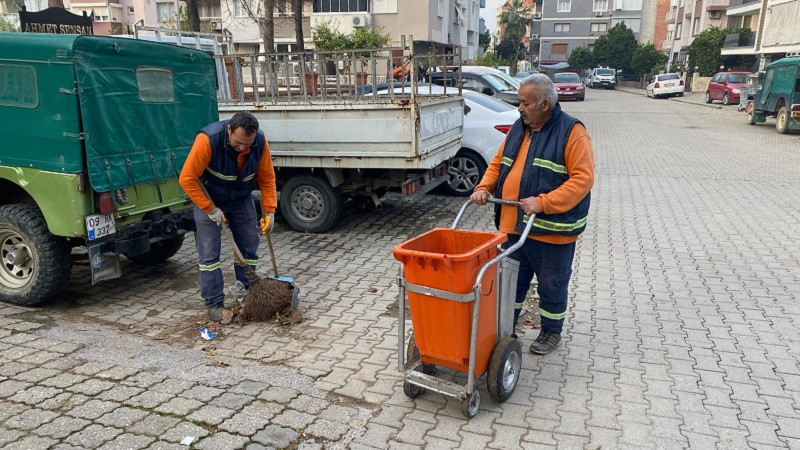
451, 197, 535, 292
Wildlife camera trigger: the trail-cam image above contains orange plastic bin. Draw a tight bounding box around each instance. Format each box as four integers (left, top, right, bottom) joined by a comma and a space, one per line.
393, 228, 507, 377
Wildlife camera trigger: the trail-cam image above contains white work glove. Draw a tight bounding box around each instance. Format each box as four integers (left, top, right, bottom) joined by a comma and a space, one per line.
207, 207, 225, 226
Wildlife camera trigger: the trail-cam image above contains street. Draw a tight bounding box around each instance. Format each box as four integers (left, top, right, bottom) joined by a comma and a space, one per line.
1, 88, 799, 449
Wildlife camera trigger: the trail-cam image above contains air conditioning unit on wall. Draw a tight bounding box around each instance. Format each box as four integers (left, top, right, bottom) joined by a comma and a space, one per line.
533, 12, 542, 19
352, 14, 371, 27
595, 11, 603, 17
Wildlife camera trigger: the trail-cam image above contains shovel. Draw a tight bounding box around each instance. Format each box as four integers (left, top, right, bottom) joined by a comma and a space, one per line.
259, 216, 301, 322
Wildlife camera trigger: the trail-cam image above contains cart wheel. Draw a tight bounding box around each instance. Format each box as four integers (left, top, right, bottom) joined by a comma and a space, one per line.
407, 332, 436, 375
403, 380, 425, 399
461, 390, 480, 418
487, 337, 522, 403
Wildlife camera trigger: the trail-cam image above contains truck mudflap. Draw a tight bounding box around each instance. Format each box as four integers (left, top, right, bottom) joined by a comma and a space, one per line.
87, 209, 195, 284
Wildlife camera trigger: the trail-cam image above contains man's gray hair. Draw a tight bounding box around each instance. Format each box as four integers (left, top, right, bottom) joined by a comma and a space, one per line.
520, 73, 558, 106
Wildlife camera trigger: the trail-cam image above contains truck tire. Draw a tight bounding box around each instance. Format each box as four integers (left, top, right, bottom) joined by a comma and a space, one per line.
776, 106, 789, 134
445, 150, 487, 197
280, 175, 342, 233
0, 204, 72, 306
127, 234, 185, 264
746, 102, 757, 125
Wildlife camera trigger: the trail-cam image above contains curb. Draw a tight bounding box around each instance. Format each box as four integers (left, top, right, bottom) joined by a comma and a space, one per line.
669, 96, 723, 110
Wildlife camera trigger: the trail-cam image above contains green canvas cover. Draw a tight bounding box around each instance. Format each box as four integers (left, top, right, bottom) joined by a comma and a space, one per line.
72, 35, 218, 193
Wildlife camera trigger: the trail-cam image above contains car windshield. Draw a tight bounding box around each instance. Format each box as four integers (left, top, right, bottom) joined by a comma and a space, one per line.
463, 90, 516, 113
484, 73, 516, 91
495, 71, 521, 89
727, 73, 747, 83
659, 74, 680, 80
596, 69, 614, 76
554, 73, 580, 83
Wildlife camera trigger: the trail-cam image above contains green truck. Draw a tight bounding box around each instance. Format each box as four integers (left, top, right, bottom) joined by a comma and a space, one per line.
747, 57, 800, 134
0, 33, 218, 306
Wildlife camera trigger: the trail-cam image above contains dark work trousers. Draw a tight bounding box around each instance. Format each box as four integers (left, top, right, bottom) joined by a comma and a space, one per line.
502, 234, 576, 334
193, 199, 260, 308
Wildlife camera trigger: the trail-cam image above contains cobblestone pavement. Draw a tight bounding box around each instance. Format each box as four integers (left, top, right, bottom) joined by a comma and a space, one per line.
2, 89, 800, 448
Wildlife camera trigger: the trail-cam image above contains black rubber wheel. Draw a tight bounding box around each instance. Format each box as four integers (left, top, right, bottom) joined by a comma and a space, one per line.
677, 92, 684, 97
776, 106, 790, 134
127, 234, 185, 264
279, 175, 343, 233
0, 204, 72, 306
705, 91, 712, 104
461, 390, 480, 418
407, 332, 436, 376
444, 150, 487, 197
403, 380, 424, 399
487, 337, 522, 402
722, 92, 730, 105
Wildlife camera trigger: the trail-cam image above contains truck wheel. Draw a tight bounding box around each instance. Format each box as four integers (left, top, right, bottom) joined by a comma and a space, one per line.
280, 175, 342, 233
746, 102, 757, 125
445, 150, 487, 197
127, 234, 185, 264
776, 106, 790, 134
0, 204, 72, 306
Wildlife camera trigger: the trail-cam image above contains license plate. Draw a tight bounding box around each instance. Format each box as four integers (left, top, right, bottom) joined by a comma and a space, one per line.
86, 214, 116, 241
666, 82, 675, 86
562, 92, 574, 95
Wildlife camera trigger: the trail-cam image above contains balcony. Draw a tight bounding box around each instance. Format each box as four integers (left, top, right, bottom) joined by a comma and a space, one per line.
661, 39, 673, 52
727, 0, 761, 16
721, 31, 758, 55
665, 8, 676, 23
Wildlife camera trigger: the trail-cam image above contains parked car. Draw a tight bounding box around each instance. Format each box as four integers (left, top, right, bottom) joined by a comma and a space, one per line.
746, 57, 800, 134
429, 71, 520, 105
706, 72, 749, 105
371, 86, 518, 196
461, 65, 521, 89
587, 67, 617, 89
553, 72, 585, 101
514, 70, 538, 80
646, 73, 685, 98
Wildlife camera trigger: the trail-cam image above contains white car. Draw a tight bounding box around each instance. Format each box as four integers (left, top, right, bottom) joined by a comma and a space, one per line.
647, 73, 685, 99
372, 86, 518, 196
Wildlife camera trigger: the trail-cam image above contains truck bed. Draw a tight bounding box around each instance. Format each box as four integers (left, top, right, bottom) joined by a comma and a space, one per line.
219, 96, 464, 170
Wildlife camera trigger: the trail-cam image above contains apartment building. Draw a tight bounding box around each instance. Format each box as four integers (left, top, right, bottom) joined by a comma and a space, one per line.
539, 0, 649, 64
219, 0, 485, 59
652, 0, 673, 52
721, 0, 800, 68
665, 0, 729, 65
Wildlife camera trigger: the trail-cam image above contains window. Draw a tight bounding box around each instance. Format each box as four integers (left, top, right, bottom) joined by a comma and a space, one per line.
0, 64, 38, 108
208, 3, 220, 17
728, 73, 746, 83
675, 22, 682, 38
557, 0, 570, 12
617, 0, 642, 10
313, 0, 368, 12
126, 5, 134, 13
692, 18, 700, 35
554, 73, 580, 83
156, 2, 174, 21
590, 23, 607, 32
462, 91, 515, 113
593, 0, 607, 11
462, 78, 488, 92
437, 0, 443, 17
660, 74, 679, 80
555, 23, 570, 33
614, 18, 640, 33
667, 28, 673, 42
136, 66, 174, 103
551, 43, 568, 55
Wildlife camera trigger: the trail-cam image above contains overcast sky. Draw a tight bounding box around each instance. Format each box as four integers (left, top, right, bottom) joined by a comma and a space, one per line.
481, 0, 505, 34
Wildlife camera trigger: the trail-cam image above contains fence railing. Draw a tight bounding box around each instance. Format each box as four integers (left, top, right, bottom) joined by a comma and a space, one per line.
723, 31, 755, 48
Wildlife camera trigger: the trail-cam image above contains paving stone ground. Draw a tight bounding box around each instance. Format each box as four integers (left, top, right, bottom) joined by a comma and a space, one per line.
1, 89, 799, 448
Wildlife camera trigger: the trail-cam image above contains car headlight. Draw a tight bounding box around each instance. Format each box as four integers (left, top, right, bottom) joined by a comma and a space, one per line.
732, 89, 740, 94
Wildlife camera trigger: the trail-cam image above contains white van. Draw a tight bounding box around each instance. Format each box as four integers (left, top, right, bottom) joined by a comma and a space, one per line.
587, 67, 617, 89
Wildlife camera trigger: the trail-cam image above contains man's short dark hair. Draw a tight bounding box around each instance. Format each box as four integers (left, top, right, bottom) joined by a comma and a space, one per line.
229, 112, 259, 134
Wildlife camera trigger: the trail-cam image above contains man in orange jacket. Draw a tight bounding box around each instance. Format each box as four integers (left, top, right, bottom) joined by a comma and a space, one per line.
179, 112, 277, 322
471, 74, 594, 355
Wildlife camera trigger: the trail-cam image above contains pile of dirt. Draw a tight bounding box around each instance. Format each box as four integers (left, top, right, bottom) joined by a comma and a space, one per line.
241, 278, 293, 321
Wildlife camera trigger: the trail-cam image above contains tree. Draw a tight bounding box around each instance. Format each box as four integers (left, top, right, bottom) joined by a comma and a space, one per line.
292, 0, 304, 52
479, 29, 491, 53
631, 42, 667, 76
497, 0, 532, 74
687, 26, 754, 76
592, 22, 637, 73
568, 46, 594, 72
474, 51, 507, 67
234, 0, 275, 53
312, 20, 389, 52
186, 0, 201, 32
0, 15, 19, 32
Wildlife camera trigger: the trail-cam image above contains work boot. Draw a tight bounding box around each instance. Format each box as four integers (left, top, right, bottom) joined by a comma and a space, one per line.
529, 331, 561, 355
207, 305, 225, 322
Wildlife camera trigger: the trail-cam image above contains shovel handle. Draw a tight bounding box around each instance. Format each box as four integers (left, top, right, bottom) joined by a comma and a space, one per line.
221, 221, 248, 266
